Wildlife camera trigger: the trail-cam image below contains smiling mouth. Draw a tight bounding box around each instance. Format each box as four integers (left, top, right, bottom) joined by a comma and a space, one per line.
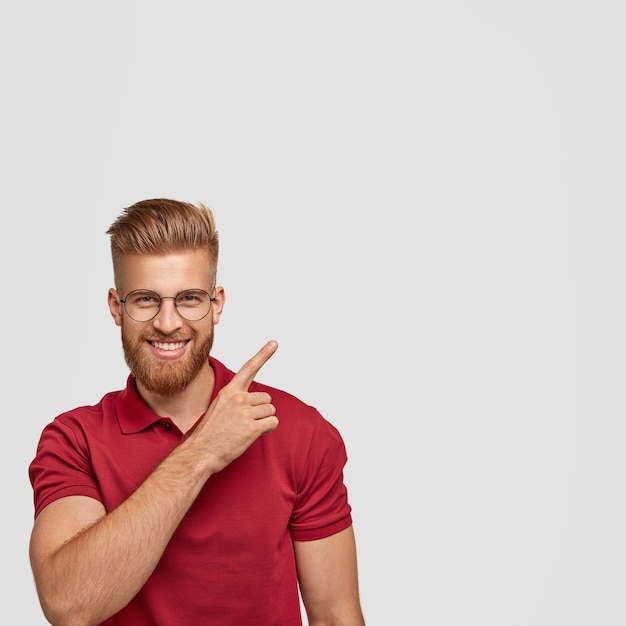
150, 340, 188, 351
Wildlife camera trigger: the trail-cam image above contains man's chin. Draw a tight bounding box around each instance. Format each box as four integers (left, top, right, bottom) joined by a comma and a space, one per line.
123, 332, 214, 398
135, 362, 197, 397
140, 379, 191, 397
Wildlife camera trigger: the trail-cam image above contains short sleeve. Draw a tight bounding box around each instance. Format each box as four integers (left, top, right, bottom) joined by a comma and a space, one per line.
289, 413, 353, 541
29, 415, 103, 518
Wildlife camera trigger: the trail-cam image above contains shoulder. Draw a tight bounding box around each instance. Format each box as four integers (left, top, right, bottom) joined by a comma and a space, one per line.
39, 389, 124, 442
251, 380, 346, 453
210, 355, 338, 434
211, 355, 312, 409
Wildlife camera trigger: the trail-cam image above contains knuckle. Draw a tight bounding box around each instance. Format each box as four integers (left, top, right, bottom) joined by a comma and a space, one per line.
232, 393, 248, 407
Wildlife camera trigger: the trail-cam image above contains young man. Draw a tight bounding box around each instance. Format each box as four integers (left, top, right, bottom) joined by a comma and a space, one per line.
29, 198, 365, 625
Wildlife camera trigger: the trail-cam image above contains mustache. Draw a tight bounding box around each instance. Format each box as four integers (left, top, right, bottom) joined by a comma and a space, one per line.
142, 331, 194, 342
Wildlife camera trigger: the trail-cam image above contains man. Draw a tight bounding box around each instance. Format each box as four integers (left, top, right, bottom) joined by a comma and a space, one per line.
29, 198, 365, 625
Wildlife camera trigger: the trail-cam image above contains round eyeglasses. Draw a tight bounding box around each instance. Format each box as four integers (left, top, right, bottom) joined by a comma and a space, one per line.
119, 289, 216, 322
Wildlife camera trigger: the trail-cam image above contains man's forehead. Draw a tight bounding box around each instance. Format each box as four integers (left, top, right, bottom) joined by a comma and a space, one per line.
115, 250, 215, 290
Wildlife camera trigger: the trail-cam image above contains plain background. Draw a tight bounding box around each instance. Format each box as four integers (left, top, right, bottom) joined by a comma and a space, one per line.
1, 1, 625, 624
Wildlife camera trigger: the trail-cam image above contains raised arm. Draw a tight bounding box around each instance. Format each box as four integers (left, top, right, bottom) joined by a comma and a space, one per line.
294, 525, 366, 625
30, 342, 279, 626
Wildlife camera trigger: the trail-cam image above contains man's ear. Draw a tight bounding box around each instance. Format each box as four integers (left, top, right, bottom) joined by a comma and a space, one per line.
108, 288, 123, 327
211, 286, 226, 325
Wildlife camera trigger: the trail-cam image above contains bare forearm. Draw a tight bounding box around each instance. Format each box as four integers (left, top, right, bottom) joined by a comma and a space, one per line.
32, 438, 214, 626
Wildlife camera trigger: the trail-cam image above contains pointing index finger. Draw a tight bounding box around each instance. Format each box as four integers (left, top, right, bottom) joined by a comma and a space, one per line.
232, 340, 278, 390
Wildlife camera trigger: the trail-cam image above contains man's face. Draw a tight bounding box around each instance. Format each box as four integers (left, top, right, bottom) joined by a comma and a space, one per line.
107, 250, 225, 397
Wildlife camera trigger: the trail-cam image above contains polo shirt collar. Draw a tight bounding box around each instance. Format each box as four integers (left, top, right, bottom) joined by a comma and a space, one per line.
115, 357, 235, 434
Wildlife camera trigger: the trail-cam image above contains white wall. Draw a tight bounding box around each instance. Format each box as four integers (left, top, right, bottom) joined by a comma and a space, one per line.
1, 1, 625, 624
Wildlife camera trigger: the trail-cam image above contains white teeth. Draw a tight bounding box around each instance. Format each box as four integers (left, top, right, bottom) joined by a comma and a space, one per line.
152, 341, 186, 351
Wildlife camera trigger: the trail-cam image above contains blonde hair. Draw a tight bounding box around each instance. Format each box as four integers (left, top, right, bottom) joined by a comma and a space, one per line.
107, 198, 219, 284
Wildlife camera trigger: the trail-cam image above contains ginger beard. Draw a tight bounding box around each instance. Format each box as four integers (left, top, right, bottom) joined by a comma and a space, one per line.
121, 323, 214, 397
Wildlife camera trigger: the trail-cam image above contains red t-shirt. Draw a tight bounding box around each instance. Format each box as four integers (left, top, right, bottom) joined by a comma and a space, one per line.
29, 357, 353, 625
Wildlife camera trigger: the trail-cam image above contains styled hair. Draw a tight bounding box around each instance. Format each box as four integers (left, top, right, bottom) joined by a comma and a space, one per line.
107, 198, 219, 284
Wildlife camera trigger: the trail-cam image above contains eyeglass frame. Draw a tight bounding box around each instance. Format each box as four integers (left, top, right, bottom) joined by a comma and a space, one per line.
118, 288, 217, 322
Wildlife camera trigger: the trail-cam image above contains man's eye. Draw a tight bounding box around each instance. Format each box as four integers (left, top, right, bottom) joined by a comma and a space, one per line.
129, 293, 159, 306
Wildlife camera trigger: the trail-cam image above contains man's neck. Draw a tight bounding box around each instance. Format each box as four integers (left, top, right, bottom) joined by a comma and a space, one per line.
135, 362, 215, 433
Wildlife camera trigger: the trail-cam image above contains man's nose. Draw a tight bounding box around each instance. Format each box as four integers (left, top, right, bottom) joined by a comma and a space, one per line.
152, 297, 184, 333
